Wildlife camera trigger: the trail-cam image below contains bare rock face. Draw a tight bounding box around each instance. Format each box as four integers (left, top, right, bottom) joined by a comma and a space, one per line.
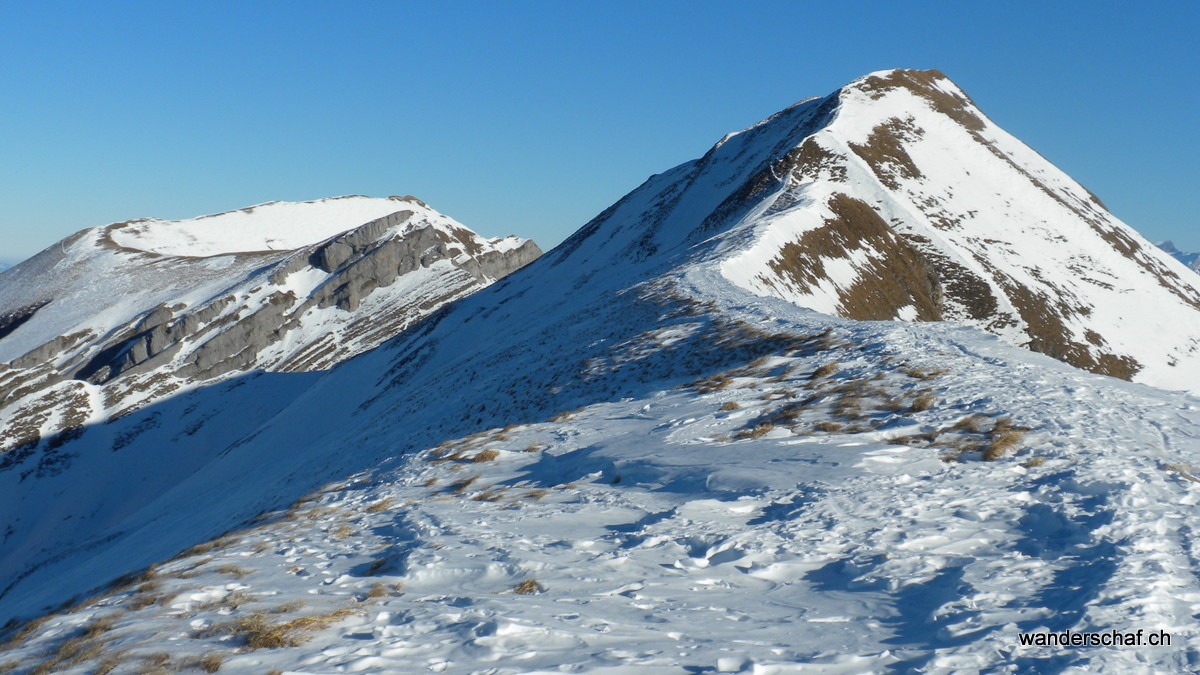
0, 197, 540, 450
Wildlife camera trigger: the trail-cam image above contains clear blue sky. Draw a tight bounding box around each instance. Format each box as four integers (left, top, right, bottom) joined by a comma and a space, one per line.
1, 1, 1196, 262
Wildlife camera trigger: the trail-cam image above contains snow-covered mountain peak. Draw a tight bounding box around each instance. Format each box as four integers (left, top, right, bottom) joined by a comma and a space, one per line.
104, 195, 455, 257
0, 196, 540, 450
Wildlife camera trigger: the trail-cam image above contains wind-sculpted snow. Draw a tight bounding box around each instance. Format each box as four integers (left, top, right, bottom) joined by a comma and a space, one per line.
3, 70, 1200, 673
4, 265, 1200, 673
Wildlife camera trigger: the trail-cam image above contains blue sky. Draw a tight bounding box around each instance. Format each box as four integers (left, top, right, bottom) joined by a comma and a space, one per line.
1, 1, 1196, 261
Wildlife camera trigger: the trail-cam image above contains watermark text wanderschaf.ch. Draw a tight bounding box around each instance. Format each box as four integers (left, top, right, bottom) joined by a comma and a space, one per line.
1018, 629, 1172, 648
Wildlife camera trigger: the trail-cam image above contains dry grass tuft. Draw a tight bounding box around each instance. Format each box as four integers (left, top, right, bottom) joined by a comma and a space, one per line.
1022, 457, 1045, 469
82, 613, 123, 638
197, 592, 254, 613
472, 449, 500, 463
364, 498, 393, 513
195, 610, 356, 650
333, 524, 355, 539
198, 652, 224, 673
269, 600, 307, 614
213, 564, 251, 579
694, 374, 734, 393
983, 429, 1024, 461
902, 366, 947, 380
1164, 464, 1200, 483
365, 582, 389, 599
450, 475, 480, 494
719, 401, 741, 411
733, 424, 774, 440
178, 536, 239, 560
512, 579, 544, 595
810, 362, 839, 380
950, 415, 989, 434
909, 393, 937, 412
813, 421, 843, 433
524, 443, 545, 453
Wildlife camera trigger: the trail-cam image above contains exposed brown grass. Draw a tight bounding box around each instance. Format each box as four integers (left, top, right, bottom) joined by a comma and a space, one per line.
549, 408, 582, 423
472, 449, 500, 463
813, 421, 843, 433
28, 617, 118, 675
198, 652, 224, 673
195, 610, 356, 650
950, 415, 989, 434
365, 582, 389, 599
333, 524, 355, 539
178, 535, 239, 560
213, 564, 250, 579
524, 443, 545, 452
269, 600, 307, 614
811, 362, 839, 380
450, 475, 480, 494
693, 374, 734, 393
1022, 457, 1045, 469
364, 498, 393, 513
512, 579, 544, 595
719, 401, 741, 411
733, 424, 774, 440
902, 366, 947, 381
909, 392, 937, 412
983, 429, 1024, 461
1164, 464, 1200, 483
196, 592, 254, 613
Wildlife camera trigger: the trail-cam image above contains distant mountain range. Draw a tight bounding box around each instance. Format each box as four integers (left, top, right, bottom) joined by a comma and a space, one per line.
1157, 240, 1200, 273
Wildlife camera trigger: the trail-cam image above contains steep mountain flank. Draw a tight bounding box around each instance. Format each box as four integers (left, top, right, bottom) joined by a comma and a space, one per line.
0, 196, 540, 451
711, 69, 1200, 391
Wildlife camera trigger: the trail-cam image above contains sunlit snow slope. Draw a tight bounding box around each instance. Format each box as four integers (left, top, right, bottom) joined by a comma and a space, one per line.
0, 195, 540, 452
3, 70, 1200, 673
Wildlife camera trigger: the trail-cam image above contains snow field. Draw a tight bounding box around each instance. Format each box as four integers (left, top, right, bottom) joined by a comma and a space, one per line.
7, 302, 1200, 672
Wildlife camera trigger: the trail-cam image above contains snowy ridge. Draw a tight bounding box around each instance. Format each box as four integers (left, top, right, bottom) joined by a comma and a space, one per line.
0, 195, 540, 452
107, 196, 431, 257
2, 70, 1200, 673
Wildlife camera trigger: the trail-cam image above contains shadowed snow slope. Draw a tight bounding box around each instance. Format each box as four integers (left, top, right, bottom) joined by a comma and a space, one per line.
2, 70, 1200, 673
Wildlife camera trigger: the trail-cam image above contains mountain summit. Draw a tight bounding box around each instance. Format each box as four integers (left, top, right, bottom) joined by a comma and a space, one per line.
557, 68, 1200, 392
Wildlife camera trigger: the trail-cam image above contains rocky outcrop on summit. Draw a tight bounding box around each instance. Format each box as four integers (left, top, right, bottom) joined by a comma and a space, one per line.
0, 196, 539, 450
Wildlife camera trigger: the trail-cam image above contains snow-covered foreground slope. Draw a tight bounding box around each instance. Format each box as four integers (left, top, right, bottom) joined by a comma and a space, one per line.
4, 269, 1200, 673
0, 195, 540, 451
4, 69, 1200, 673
